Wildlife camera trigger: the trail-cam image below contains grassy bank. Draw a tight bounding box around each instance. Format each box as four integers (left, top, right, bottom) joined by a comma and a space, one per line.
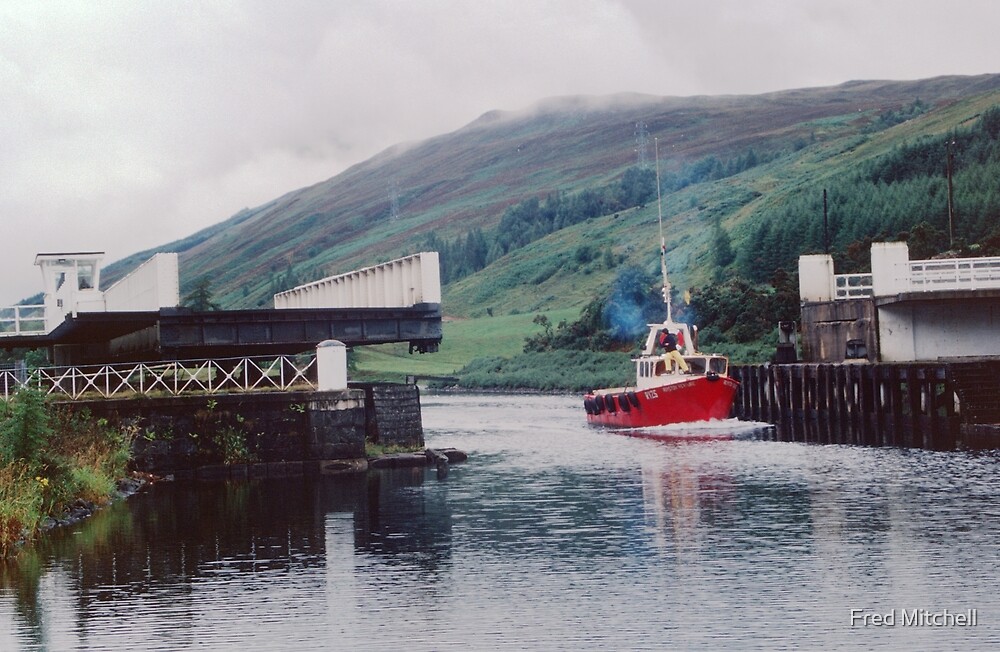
456, 350, 633, 392
351, 311, 777, 391
351, 310, 577, 381
0, 389, 134, 557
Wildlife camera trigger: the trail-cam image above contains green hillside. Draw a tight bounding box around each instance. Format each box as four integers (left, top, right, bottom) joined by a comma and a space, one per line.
97, 74, 1000, 385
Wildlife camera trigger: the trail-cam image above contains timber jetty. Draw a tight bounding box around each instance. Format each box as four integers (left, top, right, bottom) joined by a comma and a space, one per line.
732, 360, 1000, 450
735, 241, 1000, 451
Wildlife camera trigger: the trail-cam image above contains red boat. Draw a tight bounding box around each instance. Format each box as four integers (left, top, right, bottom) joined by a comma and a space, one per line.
584, 137, 739, 428
584, 320, 739, 427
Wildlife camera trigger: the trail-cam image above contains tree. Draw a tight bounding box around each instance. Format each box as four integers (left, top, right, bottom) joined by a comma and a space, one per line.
904, 222, 947, 260
980, 106, 1000, 140
769, 268, 801, 324
0, 387, 51, 467
618, 166, 657, 207
184, 277, 221, 311
602, 245, 617, 269
463, 228, 489, 273
712, 220, 736, 270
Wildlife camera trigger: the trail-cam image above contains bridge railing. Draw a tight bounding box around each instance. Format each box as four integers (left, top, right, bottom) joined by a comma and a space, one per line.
834, 273, 874, 299
907, 256, 1000, 291
0, 304, 47, 336
833, 254, 1000, 300
1, 355, 317, 401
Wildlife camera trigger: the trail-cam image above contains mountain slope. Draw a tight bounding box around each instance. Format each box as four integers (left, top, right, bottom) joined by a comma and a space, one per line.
102, 74, 1000, 318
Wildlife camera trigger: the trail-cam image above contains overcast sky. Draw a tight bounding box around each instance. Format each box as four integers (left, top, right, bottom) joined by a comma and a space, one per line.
2, 0, 998, 305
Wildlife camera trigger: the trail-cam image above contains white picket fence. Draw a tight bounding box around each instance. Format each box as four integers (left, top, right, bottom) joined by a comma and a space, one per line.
1, 355, 317, 401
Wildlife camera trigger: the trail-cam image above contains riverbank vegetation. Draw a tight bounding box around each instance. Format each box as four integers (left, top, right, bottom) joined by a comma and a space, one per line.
0, 390, 134, 557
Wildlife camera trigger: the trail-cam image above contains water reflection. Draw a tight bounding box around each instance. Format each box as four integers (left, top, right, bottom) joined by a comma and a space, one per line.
1, 468, 452, 651
2, 394, 1000, 650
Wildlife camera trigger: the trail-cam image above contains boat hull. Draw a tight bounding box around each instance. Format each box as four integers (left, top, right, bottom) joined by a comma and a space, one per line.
584, 375, 739, 428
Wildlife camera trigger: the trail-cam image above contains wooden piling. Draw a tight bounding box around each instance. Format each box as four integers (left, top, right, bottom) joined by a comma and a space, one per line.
732, 362, 969, 451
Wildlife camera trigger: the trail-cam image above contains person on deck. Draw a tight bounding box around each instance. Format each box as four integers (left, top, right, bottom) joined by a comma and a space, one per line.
659, 329, 690, 374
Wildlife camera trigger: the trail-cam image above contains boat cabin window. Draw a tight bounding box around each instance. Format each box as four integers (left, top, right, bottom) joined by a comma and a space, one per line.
653, 359, 686, 376
640, 356, 728, 377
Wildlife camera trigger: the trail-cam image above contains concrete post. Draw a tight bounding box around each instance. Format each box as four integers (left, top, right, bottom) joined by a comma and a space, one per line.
316, 340, 348, 391
871, 242, 910, 297
798, 254, 835, 302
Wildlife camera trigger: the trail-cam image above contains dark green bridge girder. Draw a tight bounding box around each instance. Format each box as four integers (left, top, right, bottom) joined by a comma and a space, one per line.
1, 304, 442, 365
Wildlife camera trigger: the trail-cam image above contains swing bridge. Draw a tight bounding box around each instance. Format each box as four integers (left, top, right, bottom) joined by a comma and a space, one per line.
1, 251, 442, 400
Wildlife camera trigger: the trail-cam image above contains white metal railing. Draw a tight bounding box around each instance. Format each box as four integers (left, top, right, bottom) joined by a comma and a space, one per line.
1, 355, 316, 401
834, 273, 874, 299
908, 256, 1000, 292
0, 304, 47, 336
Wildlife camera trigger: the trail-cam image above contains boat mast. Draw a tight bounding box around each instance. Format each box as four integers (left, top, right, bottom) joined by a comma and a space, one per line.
654, 137, 672, 323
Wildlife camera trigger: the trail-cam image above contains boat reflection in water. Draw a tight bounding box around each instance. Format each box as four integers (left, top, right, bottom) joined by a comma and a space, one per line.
619, 419, 770, 551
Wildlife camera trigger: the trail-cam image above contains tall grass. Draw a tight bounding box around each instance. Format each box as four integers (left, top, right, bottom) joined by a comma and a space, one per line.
0, 389, 135, 557
0, 462, 43, 557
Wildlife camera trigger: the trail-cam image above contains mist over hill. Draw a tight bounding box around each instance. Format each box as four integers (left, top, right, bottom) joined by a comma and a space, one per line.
102, 73, 1000, 322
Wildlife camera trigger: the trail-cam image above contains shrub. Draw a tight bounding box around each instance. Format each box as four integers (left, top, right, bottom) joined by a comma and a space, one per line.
1, 398, 137, 556
213, 425, 255, 465
0, 388, 52, 468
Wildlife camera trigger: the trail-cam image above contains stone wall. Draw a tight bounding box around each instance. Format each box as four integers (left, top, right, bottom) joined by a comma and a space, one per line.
352, 382, 424, 449
61, 389, 366, 475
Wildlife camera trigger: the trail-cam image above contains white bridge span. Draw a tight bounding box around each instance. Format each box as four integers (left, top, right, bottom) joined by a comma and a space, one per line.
2, 251, 441, 338
273, 252, 440, 309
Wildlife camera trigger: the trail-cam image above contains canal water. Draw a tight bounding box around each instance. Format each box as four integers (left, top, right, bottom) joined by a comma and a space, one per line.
2, 393, 1000, 651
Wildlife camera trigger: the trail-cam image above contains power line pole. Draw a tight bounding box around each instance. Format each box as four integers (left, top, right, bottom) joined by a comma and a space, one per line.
823, 188, 829, 254
946, 139, 956, 249
634, 122, 649, 168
